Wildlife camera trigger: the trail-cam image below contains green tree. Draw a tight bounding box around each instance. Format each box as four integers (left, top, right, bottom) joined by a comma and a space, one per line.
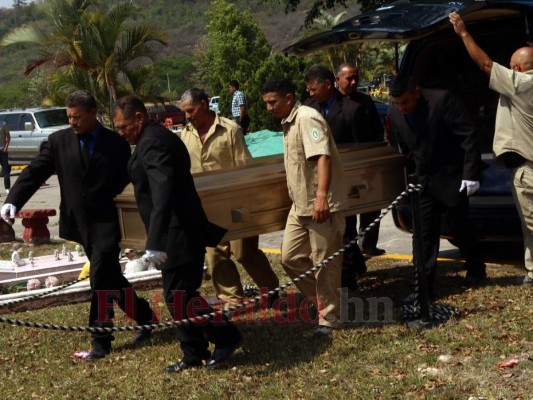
0, 79, 31, 108
193, 0, 271, 120
248, 53, 310, 131
0, 0, 167, 115
302, 10, 362, 71
141, 56, 195, 101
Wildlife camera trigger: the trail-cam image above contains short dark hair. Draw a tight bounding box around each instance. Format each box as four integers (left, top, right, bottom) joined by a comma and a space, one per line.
304, 64, 335, 84
113, 95, 148, 119
261, 78, 296, 96
181, 88, 209, 105
229, 80, 239, 89
66, 90, 97, 111
389, 74, 418, 97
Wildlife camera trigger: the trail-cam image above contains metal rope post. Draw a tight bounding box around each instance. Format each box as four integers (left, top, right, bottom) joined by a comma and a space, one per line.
404, 174, 456, 328
409, 173, 430, 321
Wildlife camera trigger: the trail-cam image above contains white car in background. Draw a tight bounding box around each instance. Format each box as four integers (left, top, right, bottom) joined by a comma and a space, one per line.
209, 96, 220, 114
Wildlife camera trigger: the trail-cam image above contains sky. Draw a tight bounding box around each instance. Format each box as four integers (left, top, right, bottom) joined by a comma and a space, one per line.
0, 1, 35, 9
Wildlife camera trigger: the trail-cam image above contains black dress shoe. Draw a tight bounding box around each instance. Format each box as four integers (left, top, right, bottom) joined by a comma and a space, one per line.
312, 325, 333, 339
165, 359, 203, 372
134, 329, 152, 343
363, 247, 386, 256
85, 348, 109, 362
464, 272, 487, 287
517, 275, 533, 285
206, 337, 243, 370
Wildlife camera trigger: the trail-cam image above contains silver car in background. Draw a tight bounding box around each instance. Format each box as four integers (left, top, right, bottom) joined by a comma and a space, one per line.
0, 107, 70, 165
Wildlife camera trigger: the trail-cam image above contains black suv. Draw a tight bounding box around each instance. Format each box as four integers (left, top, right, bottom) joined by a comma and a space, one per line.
285, 0, 532, 244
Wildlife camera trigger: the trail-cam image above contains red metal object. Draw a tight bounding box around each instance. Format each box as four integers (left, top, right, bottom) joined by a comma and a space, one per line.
16, 209, 57, 244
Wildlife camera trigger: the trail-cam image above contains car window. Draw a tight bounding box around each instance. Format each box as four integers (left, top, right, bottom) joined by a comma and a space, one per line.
34, 109, 68, 128
20, 113, 34, 129
4, 113, 21, 130
147, 106, 165, 114
165, 105, 180, 112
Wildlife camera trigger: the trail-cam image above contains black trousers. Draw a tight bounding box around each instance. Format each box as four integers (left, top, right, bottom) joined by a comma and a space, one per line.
414, 191, 485, 284
0, 150, 11, 190
233, 115, 250, 134
342, 215, 367, 280
359, 210, 381, 250
87, 245, 154, 343
161, 256, 241, 363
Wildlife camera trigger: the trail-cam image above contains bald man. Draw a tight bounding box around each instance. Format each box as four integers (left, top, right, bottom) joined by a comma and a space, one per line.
450, 12, 533, 285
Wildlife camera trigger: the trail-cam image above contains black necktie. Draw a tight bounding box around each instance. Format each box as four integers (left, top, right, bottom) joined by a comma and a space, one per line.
319, 102, 327, 117
79, 134, 92, 167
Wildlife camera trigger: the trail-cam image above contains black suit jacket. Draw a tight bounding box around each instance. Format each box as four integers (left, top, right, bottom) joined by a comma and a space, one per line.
6, 124, 130, 250
304, 90, 369, 144
388, 88, 484, 206
348, 91, 384, 142
128, 122, 226, 269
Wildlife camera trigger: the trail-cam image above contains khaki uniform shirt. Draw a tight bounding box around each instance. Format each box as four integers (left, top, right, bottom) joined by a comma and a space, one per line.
490, 62, 533, 161
281, 102, 348, 216
180, 114, 251, 173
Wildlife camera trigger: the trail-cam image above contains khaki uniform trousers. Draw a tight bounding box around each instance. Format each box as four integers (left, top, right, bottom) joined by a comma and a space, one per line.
511, 162, 533, 280
206, 236, 279, 303
281, 209, 345, 328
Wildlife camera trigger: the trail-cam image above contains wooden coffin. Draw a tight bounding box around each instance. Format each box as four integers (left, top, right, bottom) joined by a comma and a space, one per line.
115, 142, 406, 249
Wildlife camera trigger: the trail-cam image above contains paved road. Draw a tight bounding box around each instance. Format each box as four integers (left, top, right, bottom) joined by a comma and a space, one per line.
5, 170, 459, 259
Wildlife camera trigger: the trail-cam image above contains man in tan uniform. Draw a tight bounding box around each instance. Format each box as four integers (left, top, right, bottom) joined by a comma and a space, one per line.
450, 12, 533, 285
262, 77, 348, 338
179, 87, 280, 304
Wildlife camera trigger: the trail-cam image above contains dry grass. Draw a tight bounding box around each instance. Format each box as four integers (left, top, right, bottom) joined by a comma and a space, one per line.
0, 251, 531, 399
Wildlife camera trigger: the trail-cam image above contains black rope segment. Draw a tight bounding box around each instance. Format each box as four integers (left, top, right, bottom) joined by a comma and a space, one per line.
401, 267, 460, 322
0, 186, 422, 333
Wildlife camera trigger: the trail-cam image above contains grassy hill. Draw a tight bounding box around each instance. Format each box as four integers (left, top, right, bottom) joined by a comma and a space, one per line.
0, 0, 362, 89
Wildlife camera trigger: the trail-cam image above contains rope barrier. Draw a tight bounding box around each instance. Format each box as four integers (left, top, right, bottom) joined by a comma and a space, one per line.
401, 267, 460, 322
0, 183, 458, 332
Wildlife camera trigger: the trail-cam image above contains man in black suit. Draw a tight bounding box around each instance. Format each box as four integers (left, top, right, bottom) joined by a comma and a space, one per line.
336, 63, 386, 257
303, 64, 368, 290
0, 90, 154, 361
112, 95, 242, 372
388, 74, 487, 299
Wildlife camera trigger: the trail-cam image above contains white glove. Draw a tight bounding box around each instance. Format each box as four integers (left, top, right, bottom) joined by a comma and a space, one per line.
1, 203, 17, 225
459, 180, 480, 197
142, 250, 168, 266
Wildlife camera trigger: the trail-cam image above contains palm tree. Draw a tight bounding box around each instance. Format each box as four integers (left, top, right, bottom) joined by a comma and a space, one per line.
301, 10, 361, 72
0, 0, 168, 115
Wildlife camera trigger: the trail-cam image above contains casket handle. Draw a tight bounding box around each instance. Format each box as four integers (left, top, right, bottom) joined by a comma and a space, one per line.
348, 184, 367, 199
231, 208, 250, 222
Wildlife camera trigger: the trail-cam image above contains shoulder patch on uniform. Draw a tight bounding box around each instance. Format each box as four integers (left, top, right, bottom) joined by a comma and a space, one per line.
310, 128, 322, 142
